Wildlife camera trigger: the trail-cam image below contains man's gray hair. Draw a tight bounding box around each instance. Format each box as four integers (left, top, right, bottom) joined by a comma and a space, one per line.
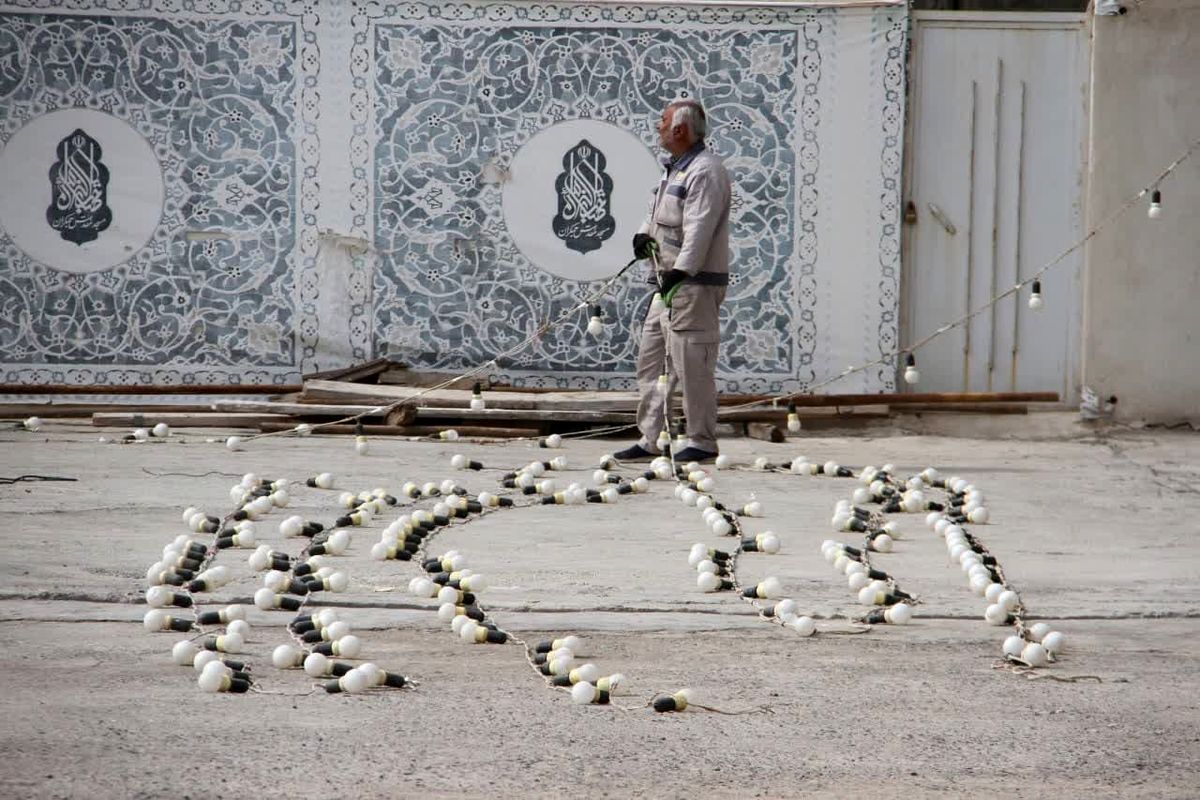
669, 100, 708, 143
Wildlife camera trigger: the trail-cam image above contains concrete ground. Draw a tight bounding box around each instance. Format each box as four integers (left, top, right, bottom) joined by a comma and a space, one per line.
0, 414, 1197, 798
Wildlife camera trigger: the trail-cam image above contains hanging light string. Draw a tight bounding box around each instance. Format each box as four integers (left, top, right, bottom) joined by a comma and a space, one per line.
723, 136, 1200, 412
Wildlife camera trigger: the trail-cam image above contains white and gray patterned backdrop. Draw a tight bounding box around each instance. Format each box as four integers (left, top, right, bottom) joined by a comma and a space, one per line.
0, 0, 906, 394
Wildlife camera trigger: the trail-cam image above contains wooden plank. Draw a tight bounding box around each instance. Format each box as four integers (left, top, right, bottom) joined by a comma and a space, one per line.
301, 357, 396, 383
0, 384, 300, 395
718, 405, 891, 422
414, 406, 635, 424
901, 403, 1028, 414
300, 379, 641, 412
211, 400, 393, 417
745, 422, 785, 443
0, 403, 220, 418
721, 391, 1058, 407
92, 412, 290, 428
301, 381, 1056, 413
257, 422, 540, 438
377, 368, 491, 390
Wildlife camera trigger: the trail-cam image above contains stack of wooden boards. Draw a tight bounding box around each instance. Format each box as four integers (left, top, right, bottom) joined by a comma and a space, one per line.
2, 359, 1061, 439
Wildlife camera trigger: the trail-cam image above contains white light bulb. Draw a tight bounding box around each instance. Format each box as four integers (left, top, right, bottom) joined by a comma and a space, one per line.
904, 365, 919, 385
571, 682, 596, 705
172, 640, 199, 665
848, 572, 870, 591
23, 416, 43, 432
984, 604, 1009, 625
303, 652, 329, 677
714, 454, 731, 469
968, 507, 990, 524
587, 316, 603, 336
1148, 189, 1162, 219
885, 603, 913, 625
872, 533, 893, 553
1021, 642, 1048, 667
984, 583, 1005, 603
198, 669, 226, 693
697, 572, 721, 592
1002, 635, 1025, 658
225, 436, 244, 451
226, 619, 250, 640
790, 616, 816, 637
133, 428, 150, 442
1041, 631, 1065, 655
998, 590, 1020, 612
273, 644, 303, 669
1028, 622, 1051, 642
152, 422, 170, 438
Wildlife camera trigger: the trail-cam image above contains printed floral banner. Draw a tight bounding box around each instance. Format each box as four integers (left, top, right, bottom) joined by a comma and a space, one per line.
0, 1, 905, 393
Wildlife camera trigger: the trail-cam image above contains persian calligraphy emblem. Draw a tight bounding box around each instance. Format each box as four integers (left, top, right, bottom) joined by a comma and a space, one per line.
46, 129, 112, 245
552, 139, 615, 255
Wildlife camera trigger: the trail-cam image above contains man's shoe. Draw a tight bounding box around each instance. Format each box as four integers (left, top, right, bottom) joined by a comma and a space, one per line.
613, 444, 658, 462
673, 446, 719, 463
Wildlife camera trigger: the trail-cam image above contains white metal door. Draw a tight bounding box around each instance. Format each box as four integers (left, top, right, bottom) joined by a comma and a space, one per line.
902, 12, 1088, 399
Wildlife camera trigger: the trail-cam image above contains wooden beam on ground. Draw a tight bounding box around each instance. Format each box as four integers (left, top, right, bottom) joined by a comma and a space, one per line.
0, 383, 300, 395
718, 391, 1058, 407
301, 357, 396, 383
1, 403, 222, 419
92, 412, 290, 428
257, 422, 540, 438
899, 403, 1029, 414
745, 422, 785, 443
300, 380, 641, 411
376, 368, 490, 390
414, 407, 635, 424
718, 405, 890, 423
212, 400, 392, 417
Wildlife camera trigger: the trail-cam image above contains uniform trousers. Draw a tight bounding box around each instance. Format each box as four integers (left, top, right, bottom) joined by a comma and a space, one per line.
634, 282, 725, 454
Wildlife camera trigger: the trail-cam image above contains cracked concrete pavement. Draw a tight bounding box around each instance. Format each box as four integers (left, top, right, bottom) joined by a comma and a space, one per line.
0, 416, 1197, 798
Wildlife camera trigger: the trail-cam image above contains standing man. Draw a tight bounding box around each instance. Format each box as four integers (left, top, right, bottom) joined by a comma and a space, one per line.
614, 99, 732, 464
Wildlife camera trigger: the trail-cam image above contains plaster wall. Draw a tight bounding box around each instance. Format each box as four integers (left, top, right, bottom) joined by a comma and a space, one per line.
1082, 1, 1200, 423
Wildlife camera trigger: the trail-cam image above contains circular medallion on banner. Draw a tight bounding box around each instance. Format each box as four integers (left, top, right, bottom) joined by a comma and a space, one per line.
0, 108, 164, 274
502, 119, 660, 282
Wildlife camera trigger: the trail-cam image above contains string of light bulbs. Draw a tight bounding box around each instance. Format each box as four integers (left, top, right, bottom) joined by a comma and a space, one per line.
724, 135, 1200, 411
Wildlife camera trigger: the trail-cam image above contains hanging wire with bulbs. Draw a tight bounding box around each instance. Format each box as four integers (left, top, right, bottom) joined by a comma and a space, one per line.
722, 135, 1200, 408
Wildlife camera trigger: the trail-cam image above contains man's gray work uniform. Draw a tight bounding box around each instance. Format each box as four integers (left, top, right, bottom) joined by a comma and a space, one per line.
634, 142, 732, 454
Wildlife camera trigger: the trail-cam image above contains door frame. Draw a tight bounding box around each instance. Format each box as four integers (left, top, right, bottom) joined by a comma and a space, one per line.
900, 10, 1090, 404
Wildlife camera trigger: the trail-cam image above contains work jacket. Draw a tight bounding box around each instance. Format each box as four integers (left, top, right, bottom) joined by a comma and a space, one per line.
638, 142, 732, 282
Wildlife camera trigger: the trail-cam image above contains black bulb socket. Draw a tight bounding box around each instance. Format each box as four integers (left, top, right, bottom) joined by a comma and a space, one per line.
466, 500, 483, 513
652, 696, 681, 712
277, 595, 303, 611
161, 591, 193, 608
227, 678, 252, 693
382, 672, 408, 688
863, 608, 888, 625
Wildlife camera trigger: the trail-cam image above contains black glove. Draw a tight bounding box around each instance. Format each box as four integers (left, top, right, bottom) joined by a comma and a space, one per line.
632, 233, 658, 260
659, 269, 687, 294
